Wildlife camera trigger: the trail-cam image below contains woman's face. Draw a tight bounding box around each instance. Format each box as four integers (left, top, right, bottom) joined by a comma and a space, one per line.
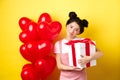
66, 22, 80, 39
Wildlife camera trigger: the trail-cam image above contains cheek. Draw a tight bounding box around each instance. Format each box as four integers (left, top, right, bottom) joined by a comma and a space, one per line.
66, 28, 69, 33
66, 26, 70, 30
66, 26, 70, 31
75, 31, 80, 35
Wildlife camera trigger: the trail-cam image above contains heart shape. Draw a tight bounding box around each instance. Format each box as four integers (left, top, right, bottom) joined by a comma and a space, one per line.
19, 17, 32, 30
20, 40, 52, 62
21, 63, 40, 80
38, 13, 52, 23
49, 21, 62, 39
20, 43, 37, 62
34, 56, 56, 79
37, 21, 61, 40
19, 22, 38, 43
35, 40, 52, 58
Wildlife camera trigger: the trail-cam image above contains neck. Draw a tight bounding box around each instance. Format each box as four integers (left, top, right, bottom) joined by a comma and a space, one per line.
65, 36, 77, 40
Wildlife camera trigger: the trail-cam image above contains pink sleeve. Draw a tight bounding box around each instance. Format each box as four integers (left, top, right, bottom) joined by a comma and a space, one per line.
54, 41, 61, 54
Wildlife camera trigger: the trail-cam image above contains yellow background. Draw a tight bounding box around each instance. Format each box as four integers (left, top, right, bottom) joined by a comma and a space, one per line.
0, 0, 120, 80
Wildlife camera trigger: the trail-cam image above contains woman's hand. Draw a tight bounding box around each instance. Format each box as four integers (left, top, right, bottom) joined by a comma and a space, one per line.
78, 55, 92, 66
72, 66, 84, 71
78, 49, 103, 67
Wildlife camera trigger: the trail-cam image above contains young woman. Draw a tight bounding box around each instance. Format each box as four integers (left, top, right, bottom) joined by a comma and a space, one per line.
54, 12, 103, 80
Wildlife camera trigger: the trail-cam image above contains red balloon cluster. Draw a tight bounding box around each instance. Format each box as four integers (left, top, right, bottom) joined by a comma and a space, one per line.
19, 13, 62, 80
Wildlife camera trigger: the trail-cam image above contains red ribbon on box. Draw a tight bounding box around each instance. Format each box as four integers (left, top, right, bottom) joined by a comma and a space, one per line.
65, 38, 95, 67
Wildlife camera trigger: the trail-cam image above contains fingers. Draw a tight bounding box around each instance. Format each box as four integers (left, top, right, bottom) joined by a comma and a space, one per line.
74, 67, 83, 71
78, 57, 86, 66
78, 61, 84, 68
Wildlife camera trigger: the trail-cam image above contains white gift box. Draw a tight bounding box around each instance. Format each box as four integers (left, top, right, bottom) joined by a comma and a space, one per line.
67, 39, 96, 69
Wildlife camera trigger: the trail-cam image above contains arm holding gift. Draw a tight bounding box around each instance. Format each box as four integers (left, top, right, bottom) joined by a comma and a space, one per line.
54, 40, 83, 71
55, 38, 103, 70
90, 48, 103, 60
56, 54, 83, 71
78, 48, 103, 67
66, 38, 103, 69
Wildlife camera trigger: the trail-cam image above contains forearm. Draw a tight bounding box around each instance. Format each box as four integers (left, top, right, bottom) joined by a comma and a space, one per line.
90, 50, 103, 60
57, 63, 83, 71
57, 64, 75, 70
56, 54, 77, 70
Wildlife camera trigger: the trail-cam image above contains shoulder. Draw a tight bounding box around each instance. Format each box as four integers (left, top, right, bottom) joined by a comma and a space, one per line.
54, 39, 62, 44
54, 39, 67, 44
54, 39, 63, 47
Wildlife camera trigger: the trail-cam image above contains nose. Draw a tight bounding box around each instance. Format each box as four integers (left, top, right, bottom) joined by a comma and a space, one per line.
70, 29, 74, 33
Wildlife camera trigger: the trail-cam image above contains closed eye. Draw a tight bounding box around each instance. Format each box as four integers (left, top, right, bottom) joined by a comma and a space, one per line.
75, 29, 79, 31
70, 26, 73, 29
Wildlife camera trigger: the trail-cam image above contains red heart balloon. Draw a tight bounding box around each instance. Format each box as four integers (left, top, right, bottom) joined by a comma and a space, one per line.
34, 59, 46, 73
35, 40, 53, 59
38, 13, 52, 23
37, 21, 62, 40
41, 56, 56, 79
19, 22, 38, 43
21, 63, 40, 80
49, 21, 62, 39
20, 43, 37, 62
37, 22, 50, 40
19, 17, 32, 30
20, 40, 53, 62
